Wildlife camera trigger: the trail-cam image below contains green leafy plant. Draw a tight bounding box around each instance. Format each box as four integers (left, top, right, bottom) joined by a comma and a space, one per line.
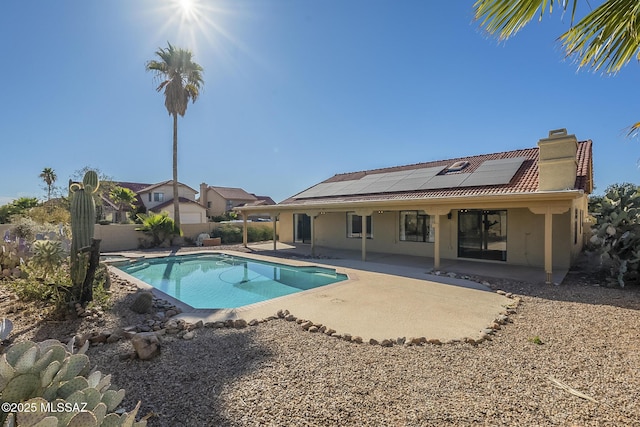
8, 264, 73, 310
0, 339, 146, 426
0, 197, 40, 224
109, 186, 137, 224
529, 336, 543, 345
589, 183, 640, 287
135, 212, 182, 247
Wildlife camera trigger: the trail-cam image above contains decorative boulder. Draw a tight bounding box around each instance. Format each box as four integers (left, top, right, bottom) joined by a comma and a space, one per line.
131, 332, 161, 360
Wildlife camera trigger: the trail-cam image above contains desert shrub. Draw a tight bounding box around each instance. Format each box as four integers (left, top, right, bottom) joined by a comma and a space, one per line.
26, 205, 71, 226
8, 216, 64, 241
8, 263, 73, 309
247, 225, 273, 242
210, 211, 238, 222
0, 339, 146, 426
211, 224, 275, 244
589, 183, 640, 287
211, 224, 243, 244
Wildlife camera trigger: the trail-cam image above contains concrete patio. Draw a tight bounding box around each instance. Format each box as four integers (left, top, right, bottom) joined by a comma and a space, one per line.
108, 244, 525, 343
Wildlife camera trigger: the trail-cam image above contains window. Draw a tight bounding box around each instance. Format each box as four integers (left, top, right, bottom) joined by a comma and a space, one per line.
226, 200, 234, 211
400, 211, 434, 242
458, 210, 507, 261
207, 201, 211, 208
153, 192, 164, 202
347, 213, 372, 238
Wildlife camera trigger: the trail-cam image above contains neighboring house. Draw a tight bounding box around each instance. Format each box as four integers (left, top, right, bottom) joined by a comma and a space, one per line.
199, 183, 275, 219
102, 180, 207, 224
235, 129, 594, 283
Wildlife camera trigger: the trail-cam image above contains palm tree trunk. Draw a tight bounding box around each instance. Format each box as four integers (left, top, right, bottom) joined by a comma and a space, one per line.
172, 112, 181, 230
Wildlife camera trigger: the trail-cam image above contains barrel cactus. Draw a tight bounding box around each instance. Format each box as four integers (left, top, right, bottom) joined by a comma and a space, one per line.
69, 171, 100, 302
0, 339, 146, 427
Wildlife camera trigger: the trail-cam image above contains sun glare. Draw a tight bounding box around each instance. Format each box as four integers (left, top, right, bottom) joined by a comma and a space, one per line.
176, 0, 196, 20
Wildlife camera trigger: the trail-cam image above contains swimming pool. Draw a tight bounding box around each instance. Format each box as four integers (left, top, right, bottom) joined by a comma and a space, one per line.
114, 253, 348, 309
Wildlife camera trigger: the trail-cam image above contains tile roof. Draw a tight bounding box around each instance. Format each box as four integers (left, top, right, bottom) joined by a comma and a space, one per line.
209, 186, 257, 201
139, 180, 198, 194
151, 197, 205, 212
279, 140, 593, 206
116, 182, 153, 194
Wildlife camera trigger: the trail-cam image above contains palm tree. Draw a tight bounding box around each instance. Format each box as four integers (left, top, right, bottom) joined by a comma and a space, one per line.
474, 0, 640, 134
109, 186, 138, 224
146, 42, 204, 230
39, 167, 57, 201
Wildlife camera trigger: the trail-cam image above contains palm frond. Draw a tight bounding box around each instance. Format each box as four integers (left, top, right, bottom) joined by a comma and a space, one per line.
474, 0, 577, 40
559, 0, 640, 73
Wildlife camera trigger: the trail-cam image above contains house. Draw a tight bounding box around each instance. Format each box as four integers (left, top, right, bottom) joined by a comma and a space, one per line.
235, 129, 594, 283
199, 183, 275, 219
103, 180, 207, 224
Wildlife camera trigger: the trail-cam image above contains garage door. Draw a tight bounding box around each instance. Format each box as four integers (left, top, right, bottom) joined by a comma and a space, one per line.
181, 213, 203, 224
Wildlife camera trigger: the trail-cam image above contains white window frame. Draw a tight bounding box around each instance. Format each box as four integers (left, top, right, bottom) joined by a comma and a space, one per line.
347, 212, 372, 239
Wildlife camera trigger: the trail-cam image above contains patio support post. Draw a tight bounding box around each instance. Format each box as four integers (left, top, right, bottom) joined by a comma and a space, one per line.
544, 209, 552, 284
362, 214, 367, 261
423, 208, 448, 271
242, 212, 248, 248
433, 213, 441, 270
529, 204, 570, 284
355, 210, 372, 262
310, 214, 316, 257
271, 214, 278, 251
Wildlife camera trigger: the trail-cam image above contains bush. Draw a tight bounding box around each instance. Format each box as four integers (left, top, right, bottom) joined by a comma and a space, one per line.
211, 225, 243, 244
27, 205, 71, 226
8, 216, 65, 242
211, 224, 274, 244
135, 212, 182, 247
8, 263, 73, 309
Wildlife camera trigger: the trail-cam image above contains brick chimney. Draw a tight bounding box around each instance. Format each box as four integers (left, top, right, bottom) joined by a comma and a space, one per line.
537, 129, 578, 191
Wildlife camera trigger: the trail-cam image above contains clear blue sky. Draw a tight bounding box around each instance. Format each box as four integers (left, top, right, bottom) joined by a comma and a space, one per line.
1, 1, 639, 205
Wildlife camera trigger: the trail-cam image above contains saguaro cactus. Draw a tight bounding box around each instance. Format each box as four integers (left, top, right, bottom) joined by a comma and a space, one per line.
69, 170, 101, 303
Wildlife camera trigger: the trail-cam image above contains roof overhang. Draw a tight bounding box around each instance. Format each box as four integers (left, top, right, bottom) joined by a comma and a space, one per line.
234, 190, 586, 215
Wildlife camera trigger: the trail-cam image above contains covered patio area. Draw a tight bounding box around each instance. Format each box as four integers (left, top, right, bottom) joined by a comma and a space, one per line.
245, 241, 569, 284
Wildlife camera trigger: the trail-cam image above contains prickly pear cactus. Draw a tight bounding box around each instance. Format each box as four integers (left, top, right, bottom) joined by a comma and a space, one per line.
0, 339, 146, 427
69, 171, 100, 300
589, 183, 640, 287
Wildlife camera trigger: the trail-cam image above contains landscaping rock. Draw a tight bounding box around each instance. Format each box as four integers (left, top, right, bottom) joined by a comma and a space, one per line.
234, 319, 247, 329
131, 332, 161, 360
183, 331, 195, 340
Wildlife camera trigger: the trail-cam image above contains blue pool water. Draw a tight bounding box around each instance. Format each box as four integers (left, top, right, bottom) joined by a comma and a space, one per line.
114, 253, 348, 309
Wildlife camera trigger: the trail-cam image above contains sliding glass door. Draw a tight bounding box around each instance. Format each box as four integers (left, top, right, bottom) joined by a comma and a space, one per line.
294, 213, 311, 243
458, 210, 507, 261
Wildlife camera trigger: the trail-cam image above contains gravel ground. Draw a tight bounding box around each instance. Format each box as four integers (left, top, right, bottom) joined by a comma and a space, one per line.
2, 251, 640, 426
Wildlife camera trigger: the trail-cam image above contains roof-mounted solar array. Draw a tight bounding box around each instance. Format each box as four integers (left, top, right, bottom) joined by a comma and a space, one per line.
293, 157, 527, 199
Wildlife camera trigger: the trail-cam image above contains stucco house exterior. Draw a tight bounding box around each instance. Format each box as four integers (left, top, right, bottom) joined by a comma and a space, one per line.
105, 180, 207, 224
236, 129, 593, 283
199, 183, 275, 219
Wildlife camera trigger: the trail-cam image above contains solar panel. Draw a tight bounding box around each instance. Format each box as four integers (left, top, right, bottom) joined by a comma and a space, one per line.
460, 157, 526, 187
293, 157, 527, 199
